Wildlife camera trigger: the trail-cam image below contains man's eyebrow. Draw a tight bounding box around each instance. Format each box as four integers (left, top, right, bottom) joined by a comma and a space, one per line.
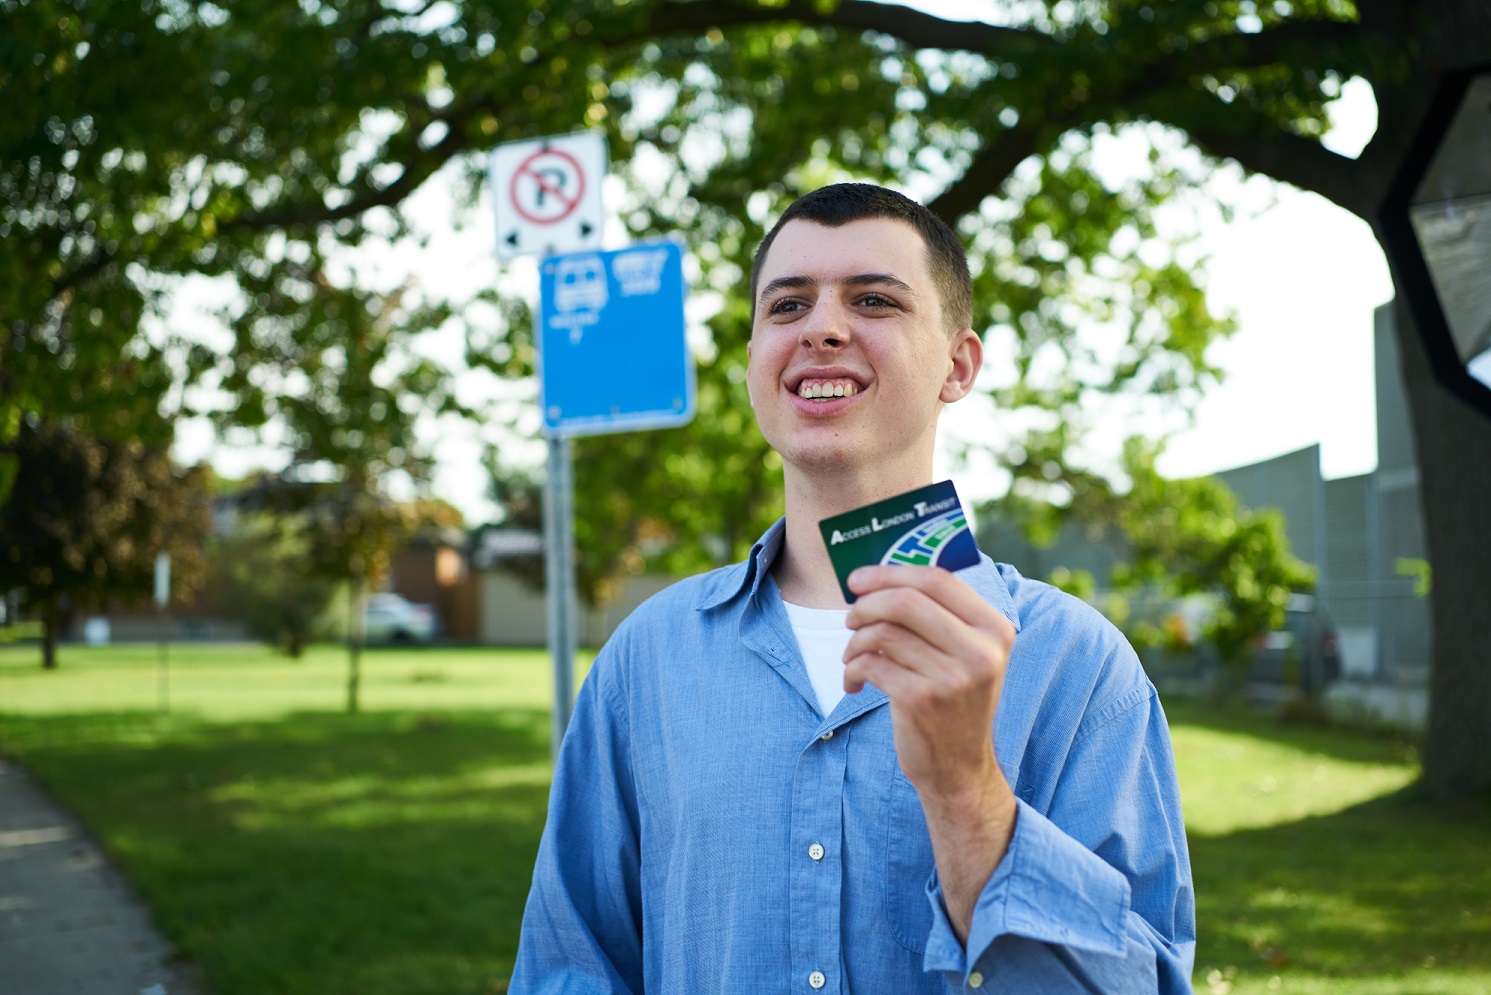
757, 272, 916, 309
757, 274, 815, 309
842, 272, 916, 297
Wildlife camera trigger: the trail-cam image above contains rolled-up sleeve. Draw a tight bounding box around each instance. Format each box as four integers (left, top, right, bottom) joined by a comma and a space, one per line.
922, 685, 1196, 993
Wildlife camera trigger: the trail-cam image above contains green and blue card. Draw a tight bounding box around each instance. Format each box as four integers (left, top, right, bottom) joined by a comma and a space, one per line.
818, 479, 981, 603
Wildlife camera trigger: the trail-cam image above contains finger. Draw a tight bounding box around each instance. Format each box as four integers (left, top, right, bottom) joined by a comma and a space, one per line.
843, 618, 954, 679
846, 621, 1003, 707
849, 565, 1016, 642
842, 647, 925, 699
847, 580, 1009, 672
846, 585, 969, 662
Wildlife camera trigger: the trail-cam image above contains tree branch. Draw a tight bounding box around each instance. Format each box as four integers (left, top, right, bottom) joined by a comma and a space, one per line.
1159, 93, 1374, 216
1355, 0, 1409, 35
228, 1, 1050, 236
1183, 19, 1365, 73
39, 244, 116, 328
926, 121, 1049, 223
649, 0, 1057, 58
226, 97, 473, 233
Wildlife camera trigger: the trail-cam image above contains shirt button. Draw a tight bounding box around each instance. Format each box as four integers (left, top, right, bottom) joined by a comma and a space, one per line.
809, 971, 826, 989
808, 843, 825, 861
968, 970, 985, 988
820, 730, 834, 740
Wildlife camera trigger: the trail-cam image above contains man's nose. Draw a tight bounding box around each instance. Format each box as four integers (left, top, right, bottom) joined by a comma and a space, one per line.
800, 298, 850, 350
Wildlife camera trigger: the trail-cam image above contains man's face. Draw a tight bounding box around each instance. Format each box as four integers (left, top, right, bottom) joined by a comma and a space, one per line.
747, 217, 977, 477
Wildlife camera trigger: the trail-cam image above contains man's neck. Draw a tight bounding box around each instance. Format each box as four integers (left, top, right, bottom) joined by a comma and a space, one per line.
773, 460, 935, 609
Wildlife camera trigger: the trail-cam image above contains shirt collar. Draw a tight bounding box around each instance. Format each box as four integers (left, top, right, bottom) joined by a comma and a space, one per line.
697, 517, 1022, 634
696, 517, 786, 612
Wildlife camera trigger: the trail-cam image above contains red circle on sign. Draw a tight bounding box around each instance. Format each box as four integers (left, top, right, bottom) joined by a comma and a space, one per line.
510, 148, 585, 225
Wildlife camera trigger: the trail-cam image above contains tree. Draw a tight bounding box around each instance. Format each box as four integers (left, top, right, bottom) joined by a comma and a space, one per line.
5, 0, 1485, 795
1007, 437, 1318, 666
1110, 440, 1318, 671
0, 2, 188, 500
0, 418, 211, 668
580, 0, 1489, 796
226, 273, 448, 712
214, 510, 347, 658
3, 0, 1231, 608
727, 0, 1489, 798
979, 434, 1320, 701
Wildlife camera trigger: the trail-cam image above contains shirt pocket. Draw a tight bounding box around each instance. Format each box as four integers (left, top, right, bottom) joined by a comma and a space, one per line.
882, 766, 936, 953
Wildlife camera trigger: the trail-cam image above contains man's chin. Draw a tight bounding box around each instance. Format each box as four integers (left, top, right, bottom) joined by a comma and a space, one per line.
779, 441, 871, 475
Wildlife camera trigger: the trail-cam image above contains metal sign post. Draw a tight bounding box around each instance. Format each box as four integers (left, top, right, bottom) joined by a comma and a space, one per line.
153, 551, 170, 714
489, 132, 693, 760
534, 241, 693, 757
542, 435, 578, 761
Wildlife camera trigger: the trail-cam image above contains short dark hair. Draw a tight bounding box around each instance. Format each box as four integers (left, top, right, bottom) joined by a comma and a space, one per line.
749, 183, 973, 335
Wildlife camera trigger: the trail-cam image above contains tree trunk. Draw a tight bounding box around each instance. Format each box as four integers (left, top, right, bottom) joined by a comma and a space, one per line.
41, 596, 59, 670
347, 574, 366, 715
1385, 296, 1491, 799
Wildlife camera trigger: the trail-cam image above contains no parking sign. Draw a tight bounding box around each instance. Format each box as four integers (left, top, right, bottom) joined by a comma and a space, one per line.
488, 132, 607, 259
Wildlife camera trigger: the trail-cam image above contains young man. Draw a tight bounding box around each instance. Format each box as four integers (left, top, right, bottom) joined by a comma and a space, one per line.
511, 184, 1195, 993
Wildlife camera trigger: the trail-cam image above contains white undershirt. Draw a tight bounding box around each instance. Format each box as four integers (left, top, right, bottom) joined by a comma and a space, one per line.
783, 601, 854, 717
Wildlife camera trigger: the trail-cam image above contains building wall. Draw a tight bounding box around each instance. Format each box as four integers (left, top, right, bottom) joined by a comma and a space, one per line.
478, 572, 550, 646
74, 613, 249, 644
970, 302, 1433, 694
1217, 445, 1326, 582
1324, 473, 1378, 678
975, 516, 1128, 586
1371, 303, 1433, 683
1324, 474, 1372, 627
476, 569, 682, 647
1375, 304, 1419, 475
389, 541, 478, 641
584, 574, 678, 647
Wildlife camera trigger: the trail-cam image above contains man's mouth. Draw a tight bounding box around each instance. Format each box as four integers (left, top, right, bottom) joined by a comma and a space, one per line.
796, 378, 860, 401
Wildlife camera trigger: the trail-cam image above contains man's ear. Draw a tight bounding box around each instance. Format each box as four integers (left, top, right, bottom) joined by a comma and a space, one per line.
939, 328, 982, 403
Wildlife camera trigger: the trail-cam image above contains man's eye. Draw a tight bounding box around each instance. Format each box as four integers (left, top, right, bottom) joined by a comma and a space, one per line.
859, 294, 896, 308
769, 298, 805, 314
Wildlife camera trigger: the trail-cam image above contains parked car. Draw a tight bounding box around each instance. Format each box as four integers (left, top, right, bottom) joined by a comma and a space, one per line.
362, 593, 437, 644
1249, 593, 1342, 697
1131, 591, 1342, 700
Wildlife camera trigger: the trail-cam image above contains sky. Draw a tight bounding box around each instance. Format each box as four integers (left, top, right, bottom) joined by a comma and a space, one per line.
172, 69, 1396, 528
1139, 83, 1395, 485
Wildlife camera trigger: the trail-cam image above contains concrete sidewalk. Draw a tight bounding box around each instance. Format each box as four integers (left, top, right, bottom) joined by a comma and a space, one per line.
0, 756, 200, 995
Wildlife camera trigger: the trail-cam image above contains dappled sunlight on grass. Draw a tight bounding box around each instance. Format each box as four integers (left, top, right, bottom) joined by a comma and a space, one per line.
1168, 723, 1417, 835
210, 762, 556, 831
0, 705, 553, 995
0, 642, 591, 719
1161, 697, 1491, 995
2, 651, 1488, 994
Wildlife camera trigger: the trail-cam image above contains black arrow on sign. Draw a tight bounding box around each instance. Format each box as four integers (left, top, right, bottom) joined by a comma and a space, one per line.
505, 230, 520, 247
579, 220, 594, 238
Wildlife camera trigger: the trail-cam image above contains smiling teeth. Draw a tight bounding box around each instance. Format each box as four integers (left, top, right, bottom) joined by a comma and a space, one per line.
798, 379, 858, 399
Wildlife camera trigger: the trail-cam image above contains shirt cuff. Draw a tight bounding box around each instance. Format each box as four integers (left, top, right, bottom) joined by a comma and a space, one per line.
922, 797, 1131, 976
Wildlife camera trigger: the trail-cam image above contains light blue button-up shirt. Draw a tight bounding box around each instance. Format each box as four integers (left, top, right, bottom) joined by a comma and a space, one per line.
512, 520, 1195, 993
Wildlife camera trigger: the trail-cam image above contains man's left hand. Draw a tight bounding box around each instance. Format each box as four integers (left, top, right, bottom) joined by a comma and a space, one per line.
842, 564, 1019, 944
842, 564, 1015, 794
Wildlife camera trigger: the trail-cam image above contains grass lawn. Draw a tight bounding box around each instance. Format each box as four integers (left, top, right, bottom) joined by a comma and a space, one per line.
2, 643, 1489, 994
1163, 699, 1491, 995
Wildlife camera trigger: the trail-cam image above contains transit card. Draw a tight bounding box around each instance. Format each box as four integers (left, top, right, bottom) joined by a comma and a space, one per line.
818, 479, 981, 603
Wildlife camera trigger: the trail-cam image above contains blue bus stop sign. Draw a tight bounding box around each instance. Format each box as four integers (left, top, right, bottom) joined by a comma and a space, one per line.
538, 241, 695, 437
